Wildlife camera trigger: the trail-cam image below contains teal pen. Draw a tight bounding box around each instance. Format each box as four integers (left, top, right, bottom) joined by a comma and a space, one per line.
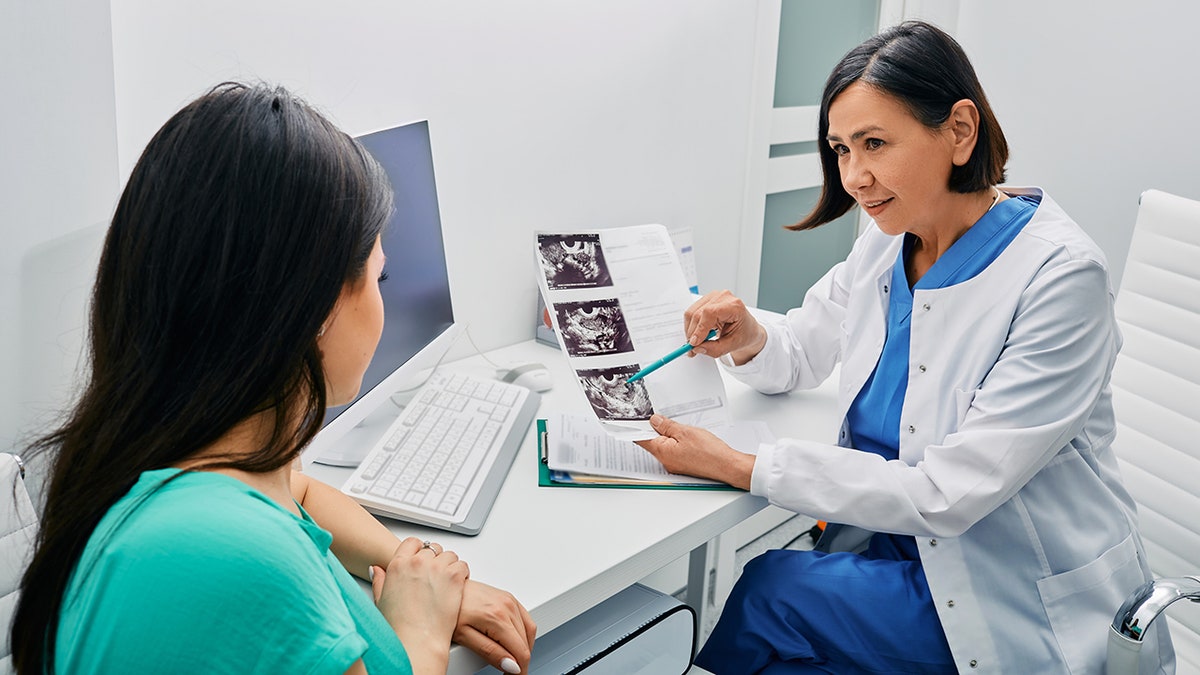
626, 329, 719, 384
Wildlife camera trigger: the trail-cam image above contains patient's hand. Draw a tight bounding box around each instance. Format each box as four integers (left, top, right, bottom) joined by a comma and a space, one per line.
454, 580, 536, 674
372, 538, 468, 675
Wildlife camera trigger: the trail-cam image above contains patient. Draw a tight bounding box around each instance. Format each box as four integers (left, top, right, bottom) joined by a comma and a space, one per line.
11, 82, 534, 675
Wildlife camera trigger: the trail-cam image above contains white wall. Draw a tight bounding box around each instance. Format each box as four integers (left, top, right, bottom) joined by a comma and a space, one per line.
955, 1, 1200, 288
19, 1, 1189, 458
108, 0, 759, 354
2, 1, 760, 453
1, 1, 119, 457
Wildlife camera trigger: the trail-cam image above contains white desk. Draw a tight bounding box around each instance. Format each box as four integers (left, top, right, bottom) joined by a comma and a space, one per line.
303, 339, 839, 673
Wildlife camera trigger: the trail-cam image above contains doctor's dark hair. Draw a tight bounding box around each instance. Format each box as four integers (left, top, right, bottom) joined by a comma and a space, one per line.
11, 82, 392, 674
791, 20, 1008, 230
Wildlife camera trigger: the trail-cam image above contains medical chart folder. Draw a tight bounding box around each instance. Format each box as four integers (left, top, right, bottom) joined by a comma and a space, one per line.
536, 419, 737, 491
479, 583, 696, 675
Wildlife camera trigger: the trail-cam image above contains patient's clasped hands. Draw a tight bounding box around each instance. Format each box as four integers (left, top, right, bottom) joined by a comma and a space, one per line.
371, 537, 534, 674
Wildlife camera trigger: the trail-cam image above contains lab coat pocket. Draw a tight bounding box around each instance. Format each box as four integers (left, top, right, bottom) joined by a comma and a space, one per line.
1037, 533, 1144, 674
952, 387, 978, 427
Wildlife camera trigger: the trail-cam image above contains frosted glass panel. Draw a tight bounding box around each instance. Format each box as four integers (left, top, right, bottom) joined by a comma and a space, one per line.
758, 188, 857, 313
774, 0, 880, 108
758, 0, 876, 312
769, 141, 819, 158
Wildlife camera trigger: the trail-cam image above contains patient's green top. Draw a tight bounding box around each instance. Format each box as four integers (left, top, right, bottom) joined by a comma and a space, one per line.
57, 468, 412, 674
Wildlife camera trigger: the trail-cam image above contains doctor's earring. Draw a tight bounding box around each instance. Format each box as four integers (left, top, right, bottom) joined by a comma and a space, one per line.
317, 324, 327, 338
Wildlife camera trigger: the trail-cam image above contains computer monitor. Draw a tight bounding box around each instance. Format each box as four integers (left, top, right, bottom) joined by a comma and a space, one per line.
307, 120, 460, 467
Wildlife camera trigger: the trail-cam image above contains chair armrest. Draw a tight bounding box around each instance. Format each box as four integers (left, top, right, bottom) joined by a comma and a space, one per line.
1112, 576, 1200, 642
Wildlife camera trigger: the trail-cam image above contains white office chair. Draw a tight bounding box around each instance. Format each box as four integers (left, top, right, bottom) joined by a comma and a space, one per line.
0, 453, 39, 674
1105, 190, 1200, 673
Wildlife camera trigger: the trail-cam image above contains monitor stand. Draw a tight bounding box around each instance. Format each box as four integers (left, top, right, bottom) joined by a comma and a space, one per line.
310, 390, 417, 467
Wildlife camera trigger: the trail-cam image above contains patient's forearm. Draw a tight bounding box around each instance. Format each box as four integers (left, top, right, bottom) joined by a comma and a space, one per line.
291, 471, 399, 578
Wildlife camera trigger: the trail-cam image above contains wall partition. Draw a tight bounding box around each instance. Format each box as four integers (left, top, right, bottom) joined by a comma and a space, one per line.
738, 0, 880, 313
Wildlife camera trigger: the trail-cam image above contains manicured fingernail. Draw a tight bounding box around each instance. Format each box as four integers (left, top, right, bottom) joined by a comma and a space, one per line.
500, 657, 521, 673
368, 566, 377, 581
650, 414, 663, 425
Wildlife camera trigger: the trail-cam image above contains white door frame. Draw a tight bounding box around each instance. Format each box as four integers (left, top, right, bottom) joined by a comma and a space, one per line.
734, 0, 959, 304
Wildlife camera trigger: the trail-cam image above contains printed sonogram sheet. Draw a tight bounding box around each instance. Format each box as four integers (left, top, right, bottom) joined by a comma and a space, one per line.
535, 224, 729, 441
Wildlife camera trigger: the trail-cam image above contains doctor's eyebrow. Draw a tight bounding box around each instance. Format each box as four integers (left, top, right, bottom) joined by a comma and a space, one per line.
826, 125, 885, 143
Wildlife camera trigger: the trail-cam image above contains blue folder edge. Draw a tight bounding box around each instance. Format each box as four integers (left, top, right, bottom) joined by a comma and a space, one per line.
536, 418, 738, 491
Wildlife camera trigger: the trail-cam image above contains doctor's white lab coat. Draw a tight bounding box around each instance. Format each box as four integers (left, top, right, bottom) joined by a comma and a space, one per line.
729, 188, 1174, 674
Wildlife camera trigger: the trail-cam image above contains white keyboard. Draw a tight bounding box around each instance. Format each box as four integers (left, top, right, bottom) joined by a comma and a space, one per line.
342, 370, 540, 535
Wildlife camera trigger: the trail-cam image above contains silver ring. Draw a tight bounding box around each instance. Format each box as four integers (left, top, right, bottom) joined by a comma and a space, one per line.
421, 540, 435, 552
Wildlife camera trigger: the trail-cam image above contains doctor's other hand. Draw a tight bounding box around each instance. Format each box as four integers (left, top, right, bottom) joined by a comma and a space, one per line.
636, 415, 755, 490
454, 580, 536, 675
684, 290, 766, 366
371, 537, 470, 674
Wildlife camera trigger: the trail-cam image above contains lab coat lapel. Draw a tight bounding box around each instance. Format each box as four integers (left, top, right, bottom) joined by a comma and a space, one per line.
835, 263, 892, 423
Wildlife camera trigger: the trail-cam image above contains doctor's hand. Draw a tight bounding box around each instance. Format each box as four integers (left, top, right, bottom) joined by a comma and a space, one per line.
684, 290, 766, 366
453, 580, 536, 675
371, 537, 469, 675
636, 414, 755, 490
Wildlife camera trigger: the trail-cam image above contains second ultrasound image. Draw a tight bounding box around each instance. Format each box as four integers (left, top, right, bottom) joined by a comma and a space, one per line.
554, 299, 634, 357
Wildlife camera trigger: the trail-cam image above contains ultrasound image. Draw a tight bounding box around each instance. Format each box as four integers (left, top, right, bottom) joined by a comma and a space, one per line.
577, 365, 655, 421
554, 299, 634, 357
537, 234, 613, 289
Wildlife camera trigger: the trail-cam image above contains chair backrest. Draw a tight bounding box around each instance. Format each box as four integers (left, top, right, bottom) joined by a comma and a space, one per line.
0, 454, 38, 674
1110, 189, 1200, 671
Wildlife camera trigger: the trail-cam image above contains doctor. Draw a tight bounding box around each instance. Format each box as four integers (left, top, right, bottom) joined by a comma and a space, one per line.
638, 21, 1173, 674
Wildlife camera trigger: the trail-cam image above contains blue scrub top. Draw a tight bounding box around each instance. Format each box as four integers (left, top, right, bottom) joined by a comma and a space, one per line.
846, 194, 1039, 559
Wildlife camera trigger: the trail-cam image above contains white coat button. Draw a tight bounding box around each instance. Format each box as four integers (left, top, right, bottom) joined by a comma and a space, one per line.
969, 660, 978, 668
883, 284, 889, 293
918, 364, 927, 373
923, 303, 931, 311
908, 425, 915, 433
929, 539, 937, 546
947, 599, 955, 608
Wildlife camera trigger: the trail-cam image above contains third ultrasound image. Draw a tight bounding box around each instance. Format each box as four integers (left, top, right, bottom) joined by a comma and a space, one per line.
554, 299, 634, 357
577, 365, 655, 421
537, 234, 613, 289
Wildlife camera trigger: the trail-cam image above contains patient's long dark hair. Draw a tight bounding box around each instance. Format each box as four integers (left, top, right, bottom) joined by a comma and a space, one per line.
11, 82, 392, 673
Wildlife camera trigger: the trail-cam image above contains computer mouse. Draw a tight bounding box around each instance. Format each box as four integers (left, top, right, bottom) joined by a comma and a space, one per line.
497, 363, 554, 392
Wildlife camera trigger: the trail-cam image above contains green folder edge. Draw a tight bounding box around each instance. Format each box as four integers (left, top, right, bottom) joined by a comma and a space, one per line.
536, 418, 739, 491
